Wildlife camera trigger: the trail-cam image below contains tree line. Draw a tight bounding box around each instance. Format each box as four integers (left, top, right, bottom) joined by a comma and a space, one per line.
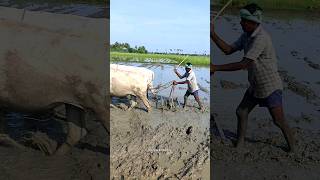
111, 42, 148, 54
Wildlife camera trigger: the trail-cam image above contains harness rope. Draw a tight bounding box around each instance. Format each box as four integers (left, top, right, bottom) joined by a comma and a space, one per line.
150, 80, 174, 93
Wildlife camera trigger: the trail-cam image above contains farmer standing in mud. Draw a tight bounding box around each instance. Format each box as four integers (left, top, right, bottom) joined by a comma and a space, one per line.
173, 62, 204, 111
211, 3, 295, 152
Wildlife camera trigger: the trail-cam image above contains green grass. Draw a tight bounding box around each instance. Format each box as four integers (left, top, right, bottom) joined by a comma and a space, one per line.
214, 0, 320, 10
111, 52, 210, 66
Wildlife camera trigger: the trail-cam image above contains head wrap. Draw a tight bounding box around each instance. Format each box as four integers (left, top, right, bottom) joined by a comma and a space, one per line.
185, 63, 192, 69
240, 8, 262, 24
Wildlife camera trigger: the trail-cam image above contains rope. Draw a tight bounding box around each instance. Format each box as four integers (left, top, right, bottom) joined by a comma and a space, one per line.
150, 80, 174, 93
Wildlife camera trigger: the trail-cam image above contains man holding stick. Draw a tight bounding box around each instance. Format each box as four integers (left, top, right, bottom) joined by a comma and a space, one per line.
211, 3, 295, 152
173, 62, 204, 111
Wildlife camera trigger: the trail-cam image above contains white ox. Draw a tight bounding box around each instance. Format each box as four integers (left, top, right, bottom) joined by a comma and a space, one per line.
110, 64, 155, 112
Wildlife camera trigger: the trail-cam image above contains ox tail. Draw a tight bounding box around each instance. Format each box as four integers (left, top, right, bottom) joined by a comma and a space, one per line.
147, 72, 156, 99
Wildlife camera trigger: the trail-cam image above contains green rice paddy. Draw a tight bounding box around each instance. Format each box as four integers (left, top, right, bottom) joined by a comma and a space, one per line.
111, 52, 210, 66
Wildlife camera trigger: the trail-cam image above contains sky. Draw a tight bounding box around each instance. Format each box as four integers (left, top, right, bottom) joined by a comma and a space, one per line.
110, 0, 210, 55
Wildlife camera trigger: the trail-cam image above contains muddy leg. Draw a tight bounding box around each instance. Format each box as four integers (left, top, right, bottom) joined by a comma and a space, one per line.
128, 95, 138, 111
183, 91, 190, 109
128, 100, 137, 110
268, 106, 295, 152
54, 105, 87, 155
193, 93, 203, 111
235, 93, 257, 148
138, 93, 151, 112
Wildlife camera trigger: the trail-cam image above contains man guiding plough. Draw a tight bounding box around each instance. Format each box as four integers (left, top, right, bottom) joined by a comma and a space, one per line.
173, 62, 204, 112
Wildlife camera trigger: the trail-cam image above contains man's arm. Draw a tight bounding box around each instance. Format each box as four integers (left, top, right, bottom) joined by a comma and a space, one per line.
211, 58, 254, 72
211, 21, 237, 55
174, 68, 185, 79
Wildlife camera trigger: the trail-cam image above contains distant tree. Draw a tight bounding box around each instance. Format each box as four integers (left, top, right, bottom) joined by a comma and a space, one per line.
137, 46, 147, 53
111, 42, 148, 53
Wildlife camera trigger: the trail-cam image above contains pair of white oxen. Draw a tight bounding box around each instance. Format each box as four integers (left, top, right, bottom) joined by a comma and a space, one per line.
110, 64, 155, 112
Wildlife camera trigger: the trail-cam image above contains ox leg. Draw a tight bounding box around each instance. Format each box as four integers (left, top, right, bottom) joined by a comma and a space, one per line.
138, 93, 151, 112
128, 95, 138, 110
54, 105, 87, 155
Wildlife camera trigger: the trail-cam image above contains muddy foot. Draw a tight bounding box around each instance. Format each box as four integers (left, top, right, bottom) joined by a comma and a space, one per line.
54, 143, 72, 155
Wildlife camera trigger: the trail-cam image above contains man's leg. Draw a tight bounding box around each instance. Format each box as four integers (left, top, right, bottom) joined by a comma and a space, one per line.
235, 91, 258, 148
183, 91, 190, 109
268, 106, 295, 152
193, 91, 204, 110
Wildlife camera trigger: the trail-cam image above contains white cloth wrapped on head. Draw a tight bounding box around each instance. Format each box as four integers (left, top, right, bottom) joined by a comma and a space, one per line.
240, 8, 262, 24
185, 63, 192, 69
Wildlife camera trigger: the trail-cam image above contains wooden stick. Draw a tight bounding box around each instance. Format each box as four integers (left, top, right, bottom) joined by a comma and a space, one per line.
213, 0, 233, 21
177, 55, 189, 66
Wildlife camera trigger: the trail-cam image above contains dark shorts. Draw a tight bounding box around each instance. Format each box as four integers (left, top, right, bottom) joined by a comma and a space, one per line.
245, 89, 283, 108
185, 90, 199, 97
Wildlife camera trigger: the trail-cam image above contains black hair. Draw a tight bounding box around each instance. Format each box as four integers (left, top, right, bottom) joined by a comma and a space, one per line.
186, 62, 192, 66
243, 3, 263, 14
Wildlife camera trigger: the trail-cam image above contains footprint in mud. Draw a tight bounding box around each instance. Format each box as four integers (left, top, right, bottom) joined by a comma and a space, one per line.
186, 126, 193, 135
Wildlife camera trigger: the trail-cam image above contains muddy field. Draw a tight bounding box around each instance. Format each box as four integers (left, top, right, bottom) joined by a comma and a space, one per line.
211, 10, 320, 179
109, 61, 210, 178
110, 98, 210, 179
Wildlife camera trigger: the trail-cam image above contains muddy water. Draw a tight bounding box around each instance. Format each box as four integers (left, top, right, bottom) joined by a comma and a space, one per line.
112, 62, 210, 103
211, 11, 320, 131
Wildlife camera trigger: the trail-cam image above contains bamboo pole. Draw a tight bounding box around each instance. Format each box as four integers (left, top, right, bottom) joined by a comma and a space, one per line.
177, 55, 189, 67
213, 0, 233, 21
